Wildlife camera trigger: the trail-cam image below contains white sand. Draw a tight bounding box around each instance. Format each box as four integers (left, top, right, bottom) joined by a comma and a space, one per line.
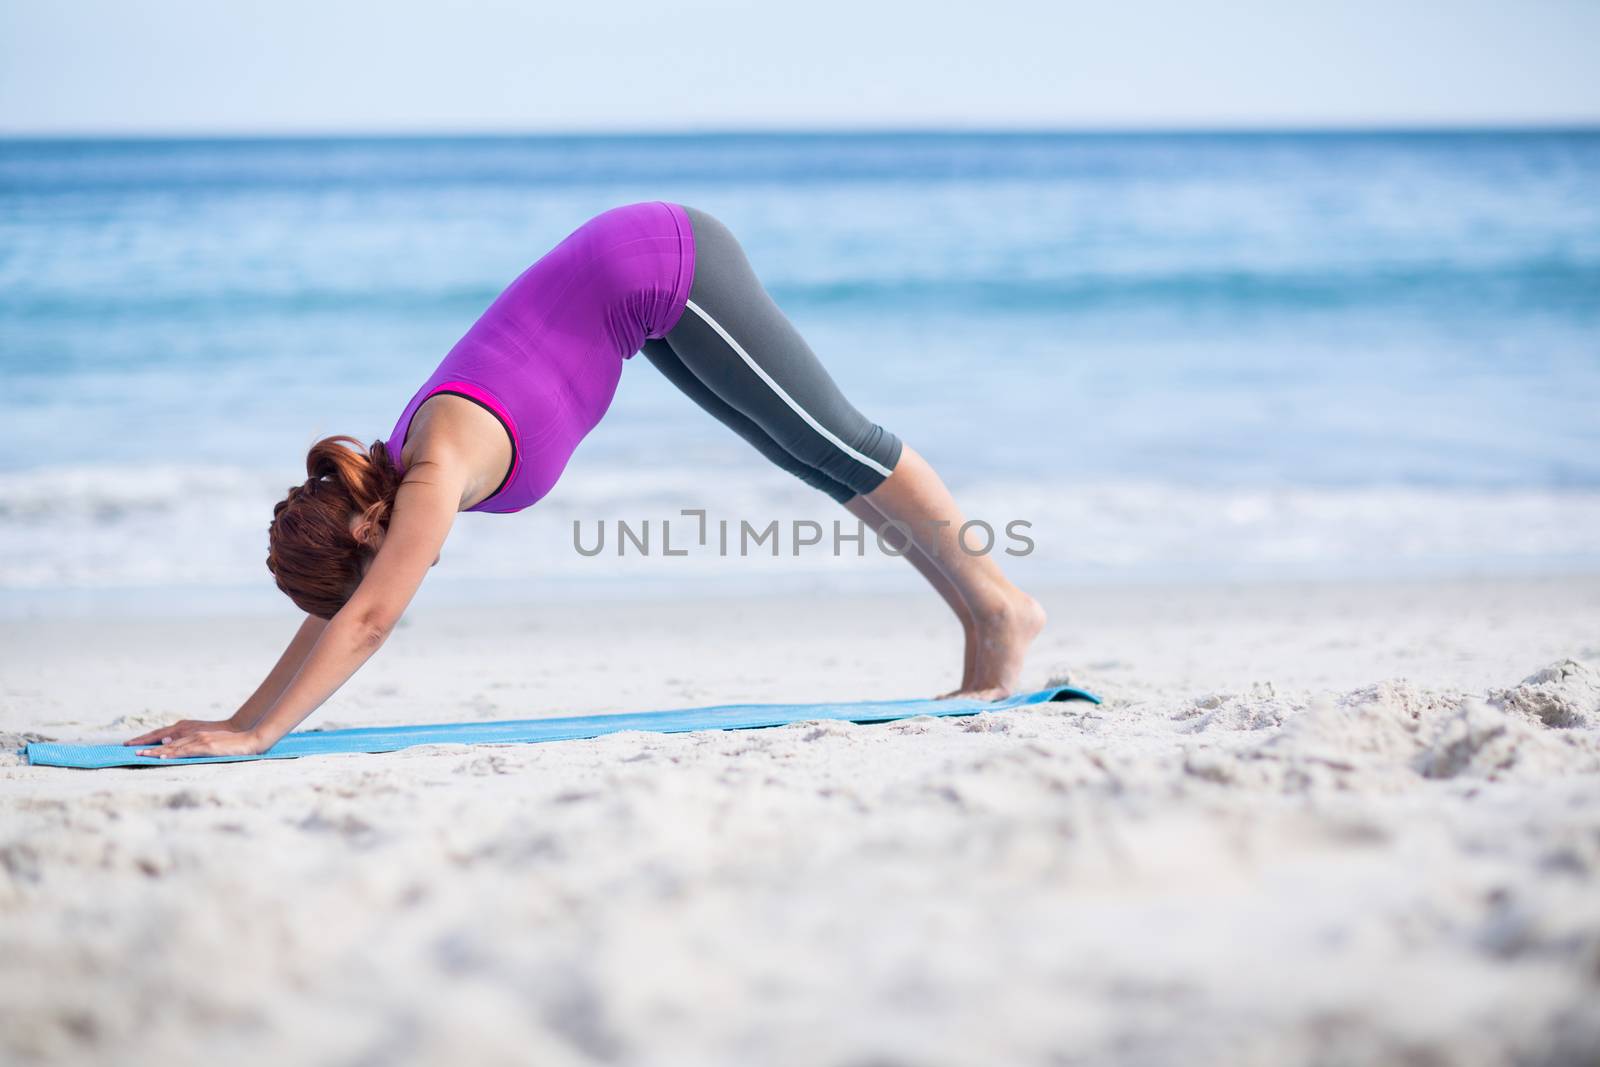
3, 575, 1599, 1066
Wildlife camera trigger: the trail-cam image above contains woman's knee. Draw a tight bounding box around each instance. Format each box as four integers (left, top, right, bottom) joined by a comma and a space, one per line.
792, 421, 902, 495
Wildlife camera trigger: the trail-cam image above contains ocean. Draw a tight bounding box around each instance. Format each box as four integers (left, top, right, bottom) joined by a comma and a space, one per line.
2, 131, 1598, 612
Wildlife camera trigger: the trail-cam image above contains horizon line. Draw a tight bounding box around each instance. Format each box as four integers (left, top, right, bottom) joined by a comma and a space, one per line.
4, 120, 1599, 142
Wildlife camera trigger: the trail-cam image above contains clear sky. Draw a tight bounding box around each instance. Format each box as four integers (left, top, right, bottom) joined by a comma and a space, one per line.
3, 0, 1597, 135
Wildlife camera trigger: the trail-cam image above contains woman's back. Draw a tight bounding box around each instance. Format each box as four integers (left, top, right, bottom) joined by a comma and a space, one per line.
386, 201, 696, 512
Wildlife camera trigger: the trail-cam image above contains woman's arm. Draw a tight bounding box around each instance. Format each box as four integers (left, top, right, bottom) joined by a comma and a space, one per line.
136, 467, 464, 758
125, 615, 327, 746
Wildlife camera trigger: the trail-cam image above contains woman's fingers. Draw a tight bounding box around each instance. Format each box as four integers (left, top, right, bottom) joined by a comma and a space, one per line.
136, 731, 208, 758
125, 722, 189, 746
125, 719, 217, 746
135, 729, 260, 759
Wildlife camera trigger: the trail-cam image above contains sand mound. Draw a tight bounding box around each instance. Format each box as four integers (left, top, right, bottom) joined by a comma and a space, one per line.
1174, 665, 1600, 794
1489, 659, 1600, 729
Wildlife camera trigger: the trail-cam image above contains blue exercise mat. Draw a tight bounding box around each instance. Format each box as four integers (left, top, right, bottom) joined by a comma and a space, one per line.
25, 685, 1100, 769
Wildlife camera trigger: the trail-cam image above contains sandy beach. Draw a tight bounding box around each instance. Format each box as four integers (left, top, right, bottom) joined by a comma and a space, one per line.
3, 574, 1598, 1066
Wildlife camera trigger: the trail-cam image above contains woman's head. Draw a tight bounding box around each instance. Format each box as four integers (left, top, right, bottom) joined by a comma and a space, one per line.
267, 436, 402, 619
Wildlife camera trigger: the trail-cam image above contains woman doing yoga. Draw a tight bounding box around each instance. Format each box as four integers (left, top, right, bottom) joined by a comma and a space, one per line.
130, 203, 1045, 758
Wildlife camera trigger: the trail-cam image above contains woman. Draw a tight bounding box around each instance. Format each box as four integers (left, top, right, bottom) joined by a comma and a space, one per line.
130, 203, 1045, 759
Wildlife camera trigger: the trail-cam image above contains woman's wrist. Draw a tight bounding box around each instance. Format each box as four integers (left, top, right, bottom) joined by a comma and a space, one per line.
247, 719, 287, 750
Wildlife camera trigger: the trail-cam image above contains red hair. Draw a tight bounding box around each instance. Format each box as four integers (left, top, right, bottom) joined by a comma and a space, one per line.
267, 436, 403, 619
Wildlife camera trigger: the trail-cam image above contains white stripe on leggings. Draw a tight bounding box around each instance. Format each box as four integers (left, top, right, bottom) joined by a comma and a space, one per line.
682, 298, 893, 479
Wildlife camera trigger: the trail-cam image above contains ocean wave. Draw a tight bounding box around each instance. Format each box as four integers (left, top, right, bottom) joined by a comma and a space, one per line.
4, 260, 1595, 329
3, 463, 1597, 593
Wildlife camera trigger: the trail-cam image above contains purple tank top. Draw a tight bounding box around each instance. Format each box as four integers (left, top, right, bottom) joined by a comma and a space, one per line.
386, 201, 696, 513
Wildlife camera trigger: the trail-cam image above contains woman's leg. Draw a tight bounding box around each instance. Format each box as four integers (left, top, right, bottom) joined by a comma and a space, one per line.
660, 206, 1042, 696
859, 446, 1045, 698
639, 338, 857, 504
844, 494, 978, 695
643, 337, 979, 694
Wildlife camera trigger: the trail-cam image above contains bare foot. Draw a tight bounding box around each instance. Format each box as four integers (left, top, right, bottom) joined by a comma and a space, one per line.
947, 590, 1046, 699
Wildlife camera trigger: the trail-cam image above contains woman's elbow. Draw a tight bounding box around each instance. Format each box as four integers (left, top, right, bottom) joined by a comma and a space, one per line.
346, 607, 402, 648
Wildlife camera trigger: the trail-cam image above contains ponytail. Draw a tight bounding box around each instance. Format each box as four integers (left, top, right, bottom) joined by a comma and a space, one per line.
304, 435, 403, 539
267, 436, 403, 618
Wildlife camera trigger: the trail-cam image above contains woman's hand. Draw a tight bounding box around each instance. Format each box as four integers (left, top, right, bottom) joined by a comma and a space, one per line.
136, 728, 269, 760
125, 719, 240, 747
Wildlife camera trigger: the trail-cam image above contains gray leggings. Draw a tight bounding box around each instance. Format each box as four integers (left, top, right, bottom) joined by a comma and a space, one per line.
642, 206, 903, 504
